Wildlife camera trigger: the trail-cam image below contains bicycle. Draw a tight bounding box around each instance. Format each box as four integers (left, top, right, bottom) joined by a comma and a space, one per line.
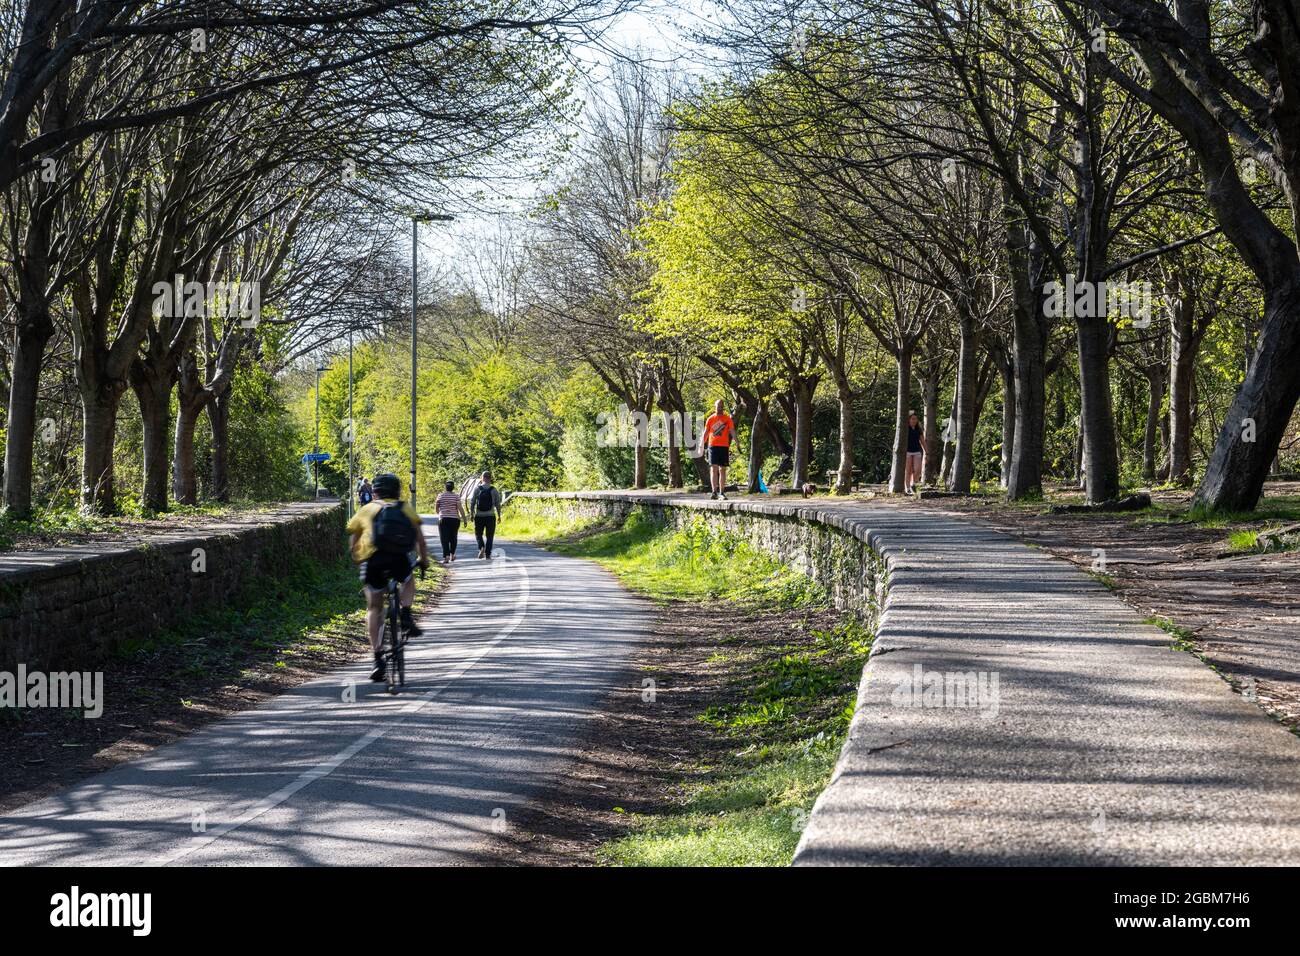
379, 576, 406, 694
377, 562, 427, 694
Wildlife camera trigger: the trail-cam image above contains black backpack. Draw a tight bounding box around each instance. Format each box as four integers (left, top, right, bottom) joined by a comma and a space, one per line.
473, 485, 496, 515
372, 501, 416, 554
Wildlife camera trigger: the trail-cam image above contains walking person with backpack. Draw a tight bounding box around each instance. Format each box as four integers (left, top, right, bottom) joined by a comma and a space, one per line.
357, 476, 373, 506
346, 472, 430, 681
472, 471, 502, 559
434, 479, 464, 564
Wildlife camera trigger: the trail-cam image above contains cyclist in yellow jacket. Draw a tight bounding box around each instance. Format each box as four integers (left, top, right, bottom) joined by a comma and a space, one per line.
346, 472, 429, 681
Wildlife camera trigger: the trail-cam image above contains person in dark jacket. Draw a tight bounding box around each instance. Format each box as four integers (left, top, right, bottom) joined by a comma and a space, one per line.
905, 412, 924, 494
472, 471, 503, 559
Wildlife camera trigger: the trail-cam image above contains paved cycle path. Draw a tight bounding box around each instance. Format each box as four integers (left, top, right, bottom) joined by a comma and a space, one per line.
0, 533, 644, 865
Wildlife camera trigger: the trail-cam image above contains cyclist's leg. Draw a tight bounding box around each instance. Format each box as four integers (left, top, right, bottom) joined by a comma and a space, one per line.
392, 554, 421, 635
364, 589, 384, 652
363, 572, 388, 682
360, 560, 386, 653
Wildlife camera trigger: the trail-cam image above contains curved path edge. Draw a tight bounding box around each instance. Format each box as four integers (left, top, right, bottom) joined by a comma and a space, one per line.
515, 491, 1300, 866
0, 534, 648, 866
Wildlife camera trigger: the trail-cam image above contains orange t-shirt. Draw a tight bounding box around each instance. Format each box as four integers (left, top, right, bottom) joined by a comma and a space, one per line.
704, 412, 735, 447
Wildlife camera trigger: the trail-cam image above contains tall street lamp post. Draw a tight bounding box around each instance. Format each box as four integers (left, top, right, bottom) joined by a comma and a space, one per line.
348, 325, 354, 517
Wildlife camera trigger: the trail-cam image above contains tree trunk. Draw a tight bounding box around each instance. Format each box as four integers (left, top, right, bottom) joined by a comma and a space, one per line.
689, 448, 710, 486
765, 393, 795, 480
172, 351, 208, 505
889, 348, 913, 494
999, 361, 1016, 489
835, 382, 855, 494
658, 368, 705, 486
173, 400, 203, 505
81, 387, 123, 514
131, 363, 175, 513
1075, 411, 1086, 487
210, 385, 233, 502
1157, 390, 1172, 480
1168, 306, 1198, 486
137, 389, 170, 513
1142, 364, 1165, 482
632, 407, 649, 489
1004, 174, 1055, 500
1194, 282, 1300, 512
940, 387, 957, 484
665, 412, 683, 489
1008, 292, 1048, 499
950, 314, 978, 493
1076, 314, 1121, 503
791, 378, 814, 489
2, 309, 54, 516
634, 445, 648, 489
747, 402, 766, 494
921, 371, 940, 485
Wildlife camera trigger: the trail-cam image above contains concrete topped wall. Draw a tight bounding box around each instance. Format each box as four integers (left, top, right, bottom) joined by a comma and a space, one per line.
0, 501, 346, 672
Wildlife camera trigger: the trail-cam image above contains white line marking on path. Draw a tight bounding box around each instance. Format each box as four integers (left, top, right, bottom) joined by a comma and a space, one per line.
153, 551, 531, 866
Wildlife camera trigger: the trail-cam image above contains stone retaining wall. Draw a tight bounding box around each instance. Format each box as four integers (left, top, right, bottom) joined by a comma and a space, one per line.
0, 501, 346, 671
511, 492, 890, 623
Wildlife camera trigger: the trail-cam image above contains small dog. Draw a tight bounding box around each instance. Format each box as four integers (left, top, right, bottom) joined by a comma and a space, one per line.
801, 482, 815, 498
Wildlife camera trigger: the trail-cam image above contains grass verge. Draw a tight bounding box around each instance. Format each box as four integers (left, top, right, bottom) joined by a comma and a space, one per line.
599, 614, 869, 867
114, 555, 441, 682
511, 505, 870, 866
0, 499, 283, 552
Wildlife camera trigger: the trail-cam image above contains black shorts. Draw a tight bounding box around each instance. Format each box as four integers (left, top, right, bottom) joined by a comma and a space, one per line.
360, 551, 413, 590
707, 445, 730, 467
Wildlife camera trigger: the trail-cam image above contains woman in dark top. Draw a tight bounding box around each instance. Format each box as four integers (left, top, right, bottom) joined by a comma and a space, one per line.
905, 411, 924, 494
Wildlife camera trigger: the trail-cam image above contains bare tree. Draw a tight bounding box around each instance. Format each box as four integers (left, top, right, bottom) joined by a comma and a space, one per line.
529, 63, 677, 489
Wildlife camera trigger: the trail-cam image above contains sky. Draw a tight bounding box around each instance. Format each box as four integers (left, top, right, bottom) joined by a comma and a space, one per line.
417, 0, 723, 283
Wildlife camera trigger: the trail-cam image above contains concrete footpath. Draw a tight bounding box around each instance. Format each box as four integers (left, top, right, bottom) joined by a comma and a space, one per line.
788, 500, 1300, 865
0, 535, 645, 865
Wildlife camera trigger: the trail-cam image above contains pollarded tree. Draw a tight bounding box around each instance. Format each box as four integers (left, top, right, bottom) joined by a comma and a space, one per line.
0, 0, 625, 193
1070, 0, 1300, 511
530, 64, 682, 490
636, 114, 824, 490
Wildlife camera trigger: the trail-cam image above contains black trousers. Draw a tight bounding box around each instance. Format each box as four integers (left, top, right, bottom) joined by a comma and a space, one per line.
474, 515, 496, 555
437, 517, 460, 558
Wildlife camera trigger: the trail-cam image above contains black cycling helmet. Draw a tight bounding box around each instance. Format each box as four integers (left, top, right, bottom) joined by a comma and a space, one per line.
372, 472, 401, 500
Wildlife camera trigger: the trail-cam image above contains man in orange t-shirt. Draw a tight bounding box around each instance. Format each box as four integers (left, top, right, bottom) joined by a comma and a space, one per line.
697, 399, 736, 500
